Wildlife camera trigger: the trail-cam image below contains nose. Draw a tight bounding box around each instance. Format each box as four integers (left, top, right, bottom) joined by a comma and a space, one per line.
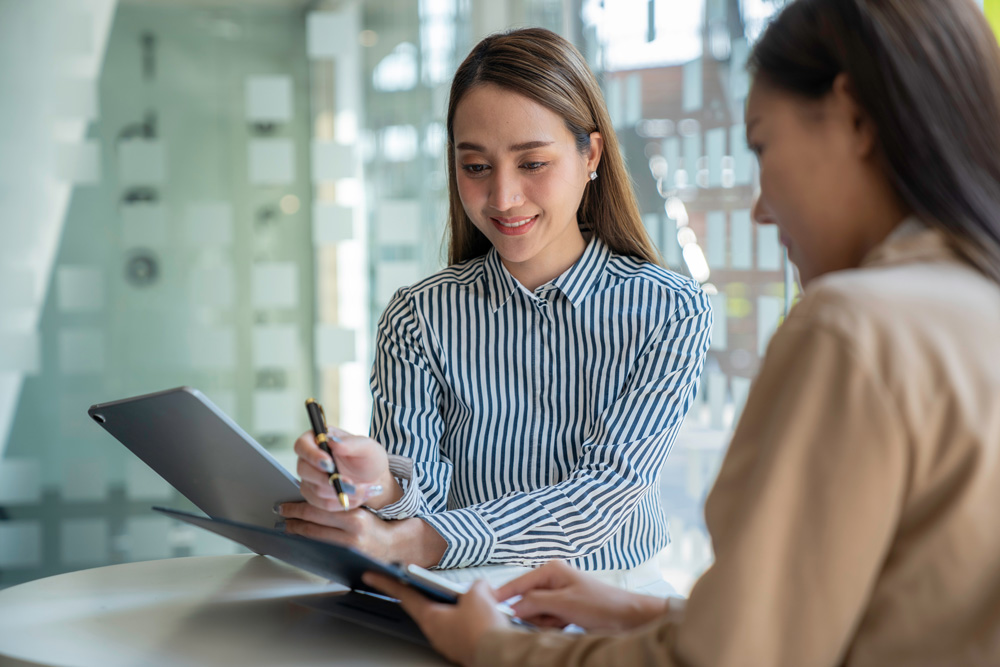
488, 168, 522, 212
751, 191, 775, 226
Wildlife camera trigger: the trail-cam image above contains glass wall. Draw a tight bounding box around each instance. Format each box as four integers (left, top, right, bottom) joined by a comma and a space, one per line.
0, 0, 790, 593
0, 0, 318, 586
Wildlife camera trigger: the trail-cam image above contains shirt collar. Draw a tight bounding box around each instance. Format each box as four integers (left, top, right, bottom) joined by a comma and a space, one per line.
479, 236, 612, 312
482, 246, 522, 312
859, 216, 959, 269
549, 235, 612, 307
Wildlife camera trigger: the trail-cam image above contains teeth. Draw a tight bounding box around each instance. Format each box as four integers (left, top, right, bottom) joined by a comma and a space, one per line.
497, 216, 534, 228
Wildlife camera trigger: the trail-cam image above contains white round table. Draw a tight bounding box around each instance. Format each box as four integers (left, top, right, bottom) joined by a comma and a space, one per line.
0, 555, 448, 666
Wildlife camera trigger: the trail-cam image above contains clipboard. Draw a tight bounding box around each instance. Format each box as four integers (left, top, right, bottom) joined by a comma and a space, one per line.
153, 506, 453, 646
152, 506, 457, 603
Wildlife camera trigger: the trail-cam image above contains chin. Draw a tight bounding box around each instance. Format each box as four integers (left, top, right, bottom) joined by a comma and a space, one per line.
493, 244, 537, 264
796, 263, 830, 287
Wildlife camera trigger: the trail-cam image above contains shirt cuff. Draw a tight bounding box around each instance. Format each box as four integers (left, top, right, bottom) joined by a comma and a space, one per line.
371, 454, 422, 520
418, 506, 497, 569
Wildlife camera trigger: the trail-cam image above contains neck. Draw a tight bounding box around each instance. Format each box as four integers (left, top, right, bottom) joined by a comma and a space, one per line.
856, 189, 912, 264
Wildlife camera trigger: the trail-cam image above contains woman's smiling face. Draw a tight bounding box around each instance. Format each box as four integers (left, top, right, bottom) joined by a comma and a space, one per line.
452, 83, 602, 288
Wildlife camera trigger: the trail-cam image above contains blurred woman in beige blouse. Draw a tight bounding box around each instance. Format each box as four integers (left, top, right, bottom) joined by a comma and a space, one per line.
366, 0, 1000, 665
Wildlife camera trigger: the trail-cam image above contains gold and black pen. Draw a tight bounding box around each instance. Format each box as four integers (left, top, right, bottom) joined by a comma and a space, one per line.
305, 398, 350, 510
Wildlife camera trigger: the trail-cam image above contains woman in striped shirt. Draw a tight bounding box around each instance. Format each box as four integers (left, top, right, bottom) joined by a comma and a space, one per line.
280, 28, 712, 588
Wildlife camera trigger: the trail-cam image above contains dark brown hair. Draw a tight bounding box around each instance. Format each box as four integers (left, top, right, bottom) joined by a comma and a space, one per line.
445, 27, 661, 267
748, 0, 1000, 283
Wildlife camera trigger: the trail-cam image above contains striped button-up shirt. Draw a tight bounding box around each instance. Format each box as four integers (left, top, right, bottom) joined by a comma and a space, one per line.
371, 236, 712, 570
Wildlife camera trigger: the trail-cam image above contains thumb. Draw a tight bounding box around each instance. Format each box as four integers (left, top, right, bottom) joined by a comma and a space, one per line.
496, 563, 562, 602
466, 579, 495, 600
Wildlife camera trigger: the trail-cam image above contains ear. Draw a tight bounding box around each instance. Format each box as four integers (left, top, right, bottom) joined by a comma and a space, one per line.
830, 73, 877, 158
586, 131, 604, 174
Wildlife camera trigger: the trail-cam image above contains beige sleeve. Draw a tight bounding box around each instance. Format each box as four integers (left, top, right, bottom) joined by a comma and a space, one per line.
473, 318, 910, 667
475, 620, 680, 667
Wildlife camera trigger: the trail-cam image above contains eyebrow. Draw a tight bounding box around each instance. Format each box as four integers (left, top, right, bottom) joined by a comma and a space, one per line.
456, 140, 554, 152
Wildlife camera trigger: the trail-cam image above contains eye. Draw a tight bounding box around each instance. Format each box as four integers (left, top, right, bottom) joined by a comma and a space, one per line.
521, 161, 547, 171
461, 163, 490, 175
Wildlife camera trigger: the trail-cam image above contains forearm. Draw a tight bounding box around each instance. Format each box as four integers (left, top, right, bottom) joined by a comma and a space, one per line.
417, 471, 662, 570
479, 464, 662, 562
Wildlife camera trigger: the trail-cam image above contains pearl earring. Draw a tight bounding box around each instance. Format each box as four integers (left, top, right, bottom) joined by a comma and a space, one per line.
589, 171, 598, 181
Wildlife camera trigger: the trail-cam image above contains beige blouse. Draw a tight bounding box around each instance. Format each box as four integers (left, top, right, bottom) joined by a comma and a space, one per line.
475, 224, 1000, 666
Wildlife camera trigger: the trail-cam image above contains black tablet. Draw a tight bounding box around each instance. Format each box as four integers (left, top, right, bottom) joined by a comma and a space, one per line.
89, 387, 303, 528
153, 506, 457, 604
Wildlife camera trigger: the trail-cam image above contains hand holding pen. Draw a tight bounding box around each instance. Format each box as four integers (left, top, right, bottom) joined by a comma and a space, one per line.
305, 398, 350, 510
283, 411, 421, 561
289, 407, 403, 517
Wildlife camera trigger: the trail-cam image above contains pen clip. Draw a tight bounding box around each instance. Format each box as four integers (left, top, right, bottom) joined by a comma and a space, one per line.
317, 402, 328, 433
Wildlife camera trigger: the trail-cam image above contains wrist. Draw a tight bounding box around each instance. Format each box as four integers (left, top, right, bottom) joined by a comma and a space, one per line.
619, 592, 669, 631
365, 467, 405, 510
394, 517, 447, 568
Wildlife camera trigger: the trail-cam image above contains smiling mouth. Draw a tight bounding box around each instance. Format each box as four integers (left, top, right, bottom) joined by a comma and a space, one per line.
492, 215, 537, 228
490, 215, 538, 236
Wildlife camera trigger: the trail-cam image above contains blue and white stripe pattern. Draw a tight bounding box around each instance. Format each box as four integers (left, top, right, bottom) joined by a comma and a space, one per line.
371, 236, 712, 570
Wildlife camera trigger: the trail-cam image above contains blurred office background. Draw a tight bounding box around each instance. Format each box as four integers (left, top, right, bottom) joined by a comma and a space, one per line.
1, 0, 994, 593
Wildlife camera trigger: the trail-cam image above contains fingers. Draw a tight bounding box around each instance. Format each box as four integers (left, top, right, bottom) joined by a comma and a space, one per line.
510, 588, 574, 623
326, 435, 390, 478
298, 482, 343, 513
297, 458, 338, 489
279, 501, 367, 530
363, 572, 437, 619
495, 559, 572, 602
294, 427, 367, 470
524, 615, 570, 629
328, 425, 351, 441
299, 430, 392, 491
295, 428, 384, 499
366, 573, 509, 666
299, 477, 383, 512
464, 579, 502, 610
327, 432, 370, 457
294, 431, 336, 475
282, 518, 359, 547
463, 579, 495, 604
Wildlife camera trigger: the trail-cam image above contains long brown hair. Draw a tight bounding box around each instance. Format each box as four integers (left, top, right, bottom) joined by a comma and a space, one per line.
445, 27, 662, 267
748, 0, 1000, 283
